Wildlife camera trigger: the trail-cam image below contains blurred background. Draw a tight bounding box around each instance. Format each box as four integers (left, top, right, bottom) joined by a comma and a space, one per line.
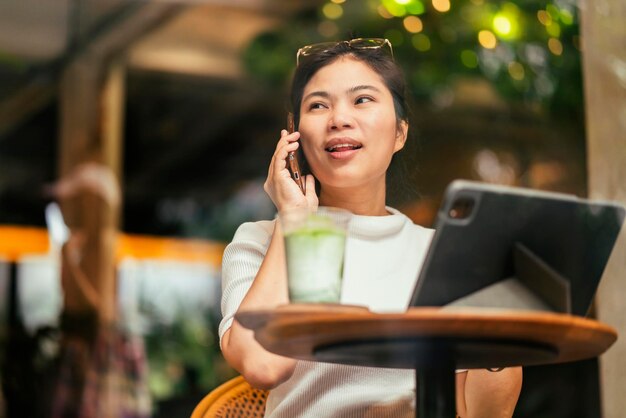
0, 0, 617, 417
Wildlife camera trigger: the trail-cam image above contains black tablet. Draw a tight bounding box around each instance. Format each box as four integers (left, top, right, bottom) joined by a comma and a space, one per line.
409, 180, 625, 316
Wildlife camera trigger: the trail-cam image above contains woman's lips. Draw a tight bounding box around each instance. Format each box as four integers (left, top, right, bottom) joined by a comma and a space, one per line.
328, 148, 360, 160
325, 138, 363, 160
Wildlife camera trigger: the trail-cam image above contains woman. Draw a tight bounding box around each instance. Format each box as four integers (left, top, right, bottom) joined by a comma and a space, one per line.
49, 163, 151, 418
219, 38, 522, 417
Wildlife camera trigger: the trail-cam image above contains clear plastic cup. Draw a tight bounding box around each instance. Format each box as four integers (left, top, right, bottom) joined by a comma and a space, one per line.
279, 206, 351, 303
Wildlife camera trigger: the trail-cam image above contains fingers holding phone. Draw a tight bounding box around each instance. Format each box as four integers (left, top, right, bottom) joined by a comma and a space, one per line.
264, 129, 317, 212
286, 151, 306, 195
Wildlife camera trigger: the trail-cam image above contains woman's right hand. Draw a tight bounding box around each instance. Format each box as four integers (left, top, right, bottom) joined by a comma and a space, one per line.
264, 129, 318, 212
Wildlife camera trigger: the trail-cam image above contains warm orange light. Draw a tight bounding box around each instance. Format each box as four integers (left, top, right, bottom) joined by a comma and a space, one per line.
537, 10, 552, 26
478, 30, 497, 49
377, 5, 394, 19
548, 38, 563, 55
0, 225, 225, 265
432, 0, 450, 13
403, 16, 424, 33
116, 234, 225, 265
318, 21, 339, 37
0, 226, 49, 261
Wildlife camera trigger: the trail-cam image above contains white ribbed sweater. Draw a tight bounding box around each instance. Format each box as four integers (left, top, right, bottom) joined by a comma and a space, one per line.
219, 208, 434, 417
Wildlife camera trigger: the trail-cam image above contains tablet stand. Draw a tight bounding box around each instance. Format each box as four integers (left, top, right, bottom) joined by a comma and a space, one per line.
446, 243, 572, 313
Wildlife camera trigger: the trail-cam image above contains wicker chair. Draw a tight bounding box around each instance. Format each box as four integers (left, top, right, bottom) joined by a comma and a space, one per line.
191, 375, 269, 418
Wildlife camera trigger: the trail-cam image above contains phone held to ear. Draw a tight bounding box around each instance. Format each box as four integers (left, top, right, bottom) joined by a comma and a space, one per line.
286, 113, 306, 195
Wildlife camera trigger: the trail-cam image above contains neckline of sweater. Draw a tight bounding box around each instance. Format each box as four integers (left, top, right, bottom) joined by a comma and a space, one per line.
348, 206, 410, 238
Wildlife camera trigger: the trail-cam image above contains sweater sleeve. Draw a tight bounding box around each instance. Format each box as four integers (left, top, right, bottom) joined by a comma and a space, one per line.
218, 220, 274, 347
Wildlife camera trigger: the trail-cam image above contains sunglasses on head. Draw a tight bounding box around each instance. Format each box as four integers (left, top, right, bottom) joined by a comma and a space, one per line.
296, 38, 394, 67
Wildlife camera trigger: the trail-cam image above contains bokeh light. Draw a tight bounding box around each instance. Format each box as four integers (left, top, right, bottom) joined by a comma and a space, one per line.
528, 160, 568, 190
473, 150, 518, 185
546, 4, 559, 20
377, 5, 394, 19
412, 33, 431, 51
493, 15, 512, 36
432, 0, 451, 13
508, 61, 525, 80
403, 16, 424, 33
546, 22, 561, 38
559, 9, 574, 25
318, 20, 339, 38
406, 1, 426, 15
478, 30, 497, 49
537, 10, 552, 26
385, 29, 405, 46
330, 0, 346, 3
548, 38, 563, 55
492, 4, 521, 40
382, 0, 407, 17
322, 3, 343, 19
461, 50, 479, 68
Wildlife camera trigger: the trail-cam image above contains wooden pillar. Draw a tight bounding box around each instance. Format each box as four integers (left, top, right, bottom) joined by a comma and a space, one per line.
58, 2, 179, 226
56, 3, 178, 324
101, 61, 126, 186
58, 54, 125, 324
580, 1, 626, 417
58, 57, 125, 224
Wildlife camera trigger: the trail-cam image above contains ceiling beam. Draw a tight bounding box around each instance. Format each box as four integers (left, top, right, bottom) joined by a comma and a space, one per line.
0, 75, 56, 138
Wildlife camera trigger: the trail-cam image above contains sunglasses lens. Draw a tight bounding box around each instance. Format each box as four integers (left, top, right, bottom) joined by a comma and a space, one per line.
350, 38, 393, 58
297, 38, 393, 66
301, 42, 337, 55
349, 38, 385, 48
297, 42, 339, 64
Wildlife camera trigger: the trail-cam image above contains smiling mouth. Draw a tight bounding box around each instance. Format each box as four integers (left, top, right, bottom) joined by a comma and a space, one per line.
325, 143, 363, 152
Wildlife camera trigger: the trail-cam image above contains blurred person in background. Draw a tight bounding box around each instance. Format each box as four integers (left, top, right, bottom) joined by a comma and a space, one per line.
49, 162, 151, 418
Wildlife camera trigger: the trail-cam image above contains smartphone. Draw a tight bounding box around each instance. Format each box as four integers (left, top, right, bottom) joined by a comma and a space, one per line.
286, 113, 306, 194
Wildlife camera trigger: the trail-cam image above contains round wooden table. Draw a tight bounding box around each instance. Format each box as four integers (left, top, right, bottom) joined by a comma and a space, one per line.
236, 304, 617, 418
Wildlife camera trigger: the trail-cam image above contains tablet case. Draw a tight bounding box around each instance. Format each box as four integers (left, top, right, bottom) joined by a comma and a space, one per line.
409, 180, 625, 316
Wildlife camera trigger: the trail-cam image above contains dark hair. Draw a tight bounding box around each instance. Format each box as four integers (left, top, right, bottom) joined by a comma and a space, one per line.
290, 42, 409, 130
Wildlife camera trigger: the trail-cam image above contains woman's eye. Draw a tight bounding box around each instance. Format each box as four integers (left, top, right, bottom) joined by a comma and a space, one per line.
355, 96, 374, 105
309, 102, 327, 110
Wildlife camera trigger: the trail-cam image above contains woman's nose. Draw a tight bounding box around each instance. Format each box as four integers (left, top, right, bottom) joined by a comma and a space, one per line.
328, 106, 354, 130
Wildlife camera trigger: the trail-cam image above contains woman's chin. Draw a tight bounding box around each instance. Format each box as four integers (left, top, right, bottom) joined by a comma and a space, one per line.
317, 175, 384, 193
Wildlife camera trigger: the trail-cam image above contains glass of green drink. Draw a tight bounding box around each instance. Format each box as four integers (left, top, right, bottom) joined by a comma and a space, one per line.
279, 206, 351, 303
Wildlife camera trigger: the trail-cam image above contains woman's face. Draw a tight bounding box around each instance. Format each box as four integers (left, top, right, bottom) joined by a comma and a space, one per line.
298, 56, 407, 192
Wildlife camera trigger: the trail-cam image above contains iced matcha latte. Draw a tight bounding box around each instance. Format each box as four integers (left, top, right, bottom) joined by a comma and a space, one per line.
280, 207, 351, 303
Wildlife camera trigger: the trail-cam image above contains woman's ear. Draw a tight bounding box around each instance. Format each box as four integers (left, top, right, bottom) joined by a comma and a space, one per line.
394, 120, 409, 153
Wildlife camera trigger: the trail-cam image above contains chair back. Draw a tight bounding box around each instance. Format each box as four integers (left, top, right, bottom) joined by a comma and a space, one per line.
191, 375, 268, 418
